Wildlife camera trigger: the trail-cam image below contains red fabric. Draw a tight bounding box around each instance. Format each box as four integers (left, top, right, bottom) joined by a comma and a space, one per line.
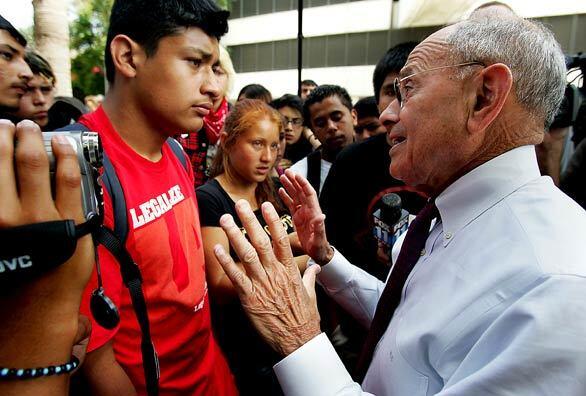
78, 107, 237, 396
203, 97, 228, 144
176, 129, 209, 188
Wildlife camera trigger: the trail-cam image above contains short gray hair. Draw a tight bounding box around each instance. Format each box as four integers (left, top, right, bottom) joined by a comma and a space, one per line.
446, 16, 566, 128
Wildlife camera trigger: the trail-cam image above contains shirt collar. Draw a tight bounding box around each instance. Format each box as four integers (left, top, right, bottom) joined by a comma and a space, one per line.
435, 145, 542, 246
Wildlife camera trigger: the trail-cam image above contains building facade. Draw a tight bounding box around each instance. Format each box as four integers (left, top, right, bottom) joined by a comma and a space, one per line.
223, 0, 586, 100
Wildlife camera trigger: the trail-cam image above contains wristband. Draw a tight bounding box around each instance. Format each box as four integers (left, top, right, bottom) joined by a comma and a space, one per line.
0, 356, 79, 380
0, 216, 99, 288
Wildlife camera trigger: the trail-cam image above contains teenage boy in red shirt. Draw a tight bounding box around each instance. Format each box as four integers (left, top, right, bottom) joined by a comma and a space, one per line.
77, 1, 237, 394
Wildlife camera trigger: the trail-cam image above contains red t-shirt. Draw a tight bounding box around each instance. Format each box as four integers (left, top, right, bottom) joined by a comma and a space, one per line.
79, 107, 237, 396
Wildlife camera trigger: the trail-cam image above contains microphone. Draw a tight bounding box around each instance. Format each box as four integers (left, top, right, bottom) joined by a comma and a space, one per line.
373, 193, 410, 262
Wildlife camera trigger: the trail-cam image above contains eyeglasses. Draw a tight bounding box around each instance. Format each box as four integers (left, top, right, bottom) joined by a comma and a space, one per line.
283, 116, 303, 126
393, 61, 485, 108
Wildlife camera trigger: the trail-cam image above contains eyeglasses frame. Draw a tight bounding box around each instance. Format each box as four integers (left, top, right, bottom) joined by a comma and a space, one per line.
393, 61, 485, 108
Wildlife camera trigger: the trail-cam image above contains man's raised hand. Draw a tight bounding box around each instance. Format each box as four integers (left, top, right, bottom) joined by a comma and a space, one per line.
279, 169, 334, 265
213, 199, 322, 356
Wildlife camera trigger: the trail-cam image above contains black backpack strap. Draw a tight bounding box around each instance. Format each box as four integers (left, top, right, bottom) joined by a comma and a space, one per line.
306, 150, 322, 194
93, 227, 159, 396
101, 152, 129, 242
94, 139, 159, 395
165, 137, 189, 173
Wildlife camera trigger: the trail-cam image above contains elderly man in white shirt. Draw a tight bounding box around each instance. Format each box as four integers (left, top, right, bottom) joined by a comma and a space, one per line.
212, 14, 586, 396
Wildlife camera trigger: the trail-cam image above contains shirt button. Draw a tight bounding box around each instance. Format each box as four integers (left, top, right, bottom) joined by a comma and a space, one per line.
444, 232, 452, 240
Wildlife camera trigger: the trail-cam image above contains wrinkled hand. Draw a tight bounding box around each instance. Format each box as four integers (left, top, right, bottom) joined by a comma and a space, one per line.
279, 169, 334, 265
214, 199, 322, 356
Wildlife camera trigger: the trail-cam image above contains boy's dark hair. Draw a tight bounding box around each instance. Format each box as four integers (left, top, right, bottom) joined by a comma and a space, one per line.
372, 41, 418, 103
301, 79, 317, 87
237, 83, 272, 103
354, 96, 379, 119
105, 0, 229, 83
303, 84, 353, 124
25, 51, 55, 85
0, 14, 27, 47
270, 94, 304, 116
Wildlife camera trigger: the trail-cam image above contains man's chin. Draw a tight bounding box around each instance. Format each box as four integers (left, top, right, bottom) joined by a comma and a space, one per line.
389, 164, 406, 182
181, 119, 204, 134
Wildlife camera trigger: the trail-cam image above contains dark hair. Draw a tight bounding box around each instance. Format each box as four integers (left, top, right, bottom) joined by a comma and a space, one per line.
270, 94, 304, 115
372, 42, 418, 103
301, 79, 317, 87
353, 96, 379, 119
303, 84, 353, 125
211, 99, 284, 211
105, 0, 229, 83
25, 51, 55, 85
0, 14, 27, 47
237, 84, 272, 103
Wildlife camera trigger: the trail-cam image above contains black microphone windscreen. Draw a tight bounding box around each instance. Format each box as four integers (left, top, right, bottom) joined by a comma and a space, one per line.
380, 193, 402, 225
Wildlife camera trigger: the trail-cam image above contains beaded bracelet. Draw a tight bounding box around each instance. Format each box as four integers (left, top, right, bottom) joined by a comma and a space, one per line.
0, 356, 79, 380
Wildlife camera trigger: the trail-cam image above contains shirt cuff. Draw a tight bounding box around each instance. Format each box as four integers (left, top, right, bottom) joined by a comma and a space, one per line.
273, 333, 354, 396
309, 247, 357, 293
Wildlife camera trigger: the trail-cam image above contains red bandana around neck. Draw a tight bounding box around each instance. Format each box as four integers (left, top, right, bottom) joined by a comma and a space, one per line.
203, 98, 228, 145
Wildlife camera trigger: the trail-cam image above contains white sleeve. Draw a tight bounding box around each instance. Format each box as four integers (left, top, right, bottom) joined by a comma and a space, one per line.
436, 275, 586, 395
314, 248, 385, 329
274, 333, 375, 396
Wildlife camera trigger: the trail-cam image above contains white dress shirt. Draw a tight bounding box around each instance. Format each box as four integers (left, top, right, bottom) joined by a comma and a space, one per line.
274, 145, 586, 395
290, 156, 332, 195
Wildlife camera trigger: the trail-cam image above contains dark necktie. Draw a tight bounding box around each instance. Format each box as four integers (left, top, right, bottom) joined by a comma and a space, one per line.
355, 200, 439, 382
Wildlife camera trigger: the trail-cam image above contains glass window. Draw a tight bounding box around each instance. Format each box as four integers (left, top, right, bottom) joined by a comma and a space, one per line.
257, 42, 274, 70
274, 40, 291, 70
327, 34, 346, 66
367, 30, 389, 65
242, 0, 258, 17
276, 0, 293, 12
258, 0, 273, 14
241, 44, 258, 72
346, 32, 367, 66
307, 36, 327, 68
230, 46, 242, 72
229, 0, 242, 19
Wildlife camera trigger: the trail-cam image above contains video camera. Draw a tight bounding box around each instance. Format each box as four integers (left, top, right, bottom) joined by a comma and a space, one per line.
43, 130, 103, 218
0, 130, 103, 285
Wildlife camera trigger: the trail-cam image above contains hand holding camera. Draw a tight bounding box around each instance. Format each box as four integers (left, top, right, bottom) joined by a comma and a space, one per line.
0, 120, 95, 395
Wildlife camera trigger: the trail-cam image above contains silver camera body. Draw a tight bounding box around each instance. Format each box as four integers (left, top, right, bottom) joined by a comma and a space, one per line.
42, 131, 103, 219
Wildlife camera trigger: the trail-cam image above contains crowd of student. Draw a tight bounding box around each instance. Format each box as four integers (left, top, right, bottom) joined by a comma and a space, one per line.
1, 1, 586, 396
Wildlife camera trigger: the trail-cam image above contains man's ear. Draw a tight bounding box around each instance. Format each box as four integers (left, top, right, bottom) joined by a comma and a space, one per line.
109, 34, 146, 80
467, 63, 512, 134
350, 108, 358, 126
